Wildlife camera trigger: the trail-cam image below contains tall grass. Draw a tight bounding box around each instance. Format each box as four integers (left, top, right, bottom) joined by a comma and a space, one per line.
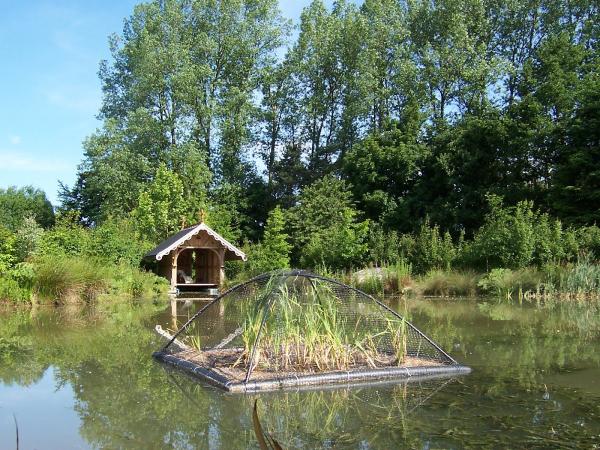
419, 270, 479, 297
353, 260, 414, 295
32, 255, 167, 303
34, 256, 110, 302
237, 277, 408, 372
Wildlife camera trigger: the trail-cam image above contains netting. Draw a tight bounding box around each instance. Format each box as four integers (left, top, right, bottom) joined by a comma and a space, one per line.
154, 270, 470, 392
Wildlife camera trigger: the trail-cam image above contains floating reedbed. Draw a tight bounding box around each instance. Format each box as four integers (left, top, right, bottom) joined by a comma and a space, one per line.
153, 270, 470, 392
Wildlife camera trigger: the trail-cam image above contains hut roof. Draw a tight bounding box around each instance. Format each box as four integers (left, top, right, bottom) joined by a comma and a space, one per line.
144, 223, 247, 262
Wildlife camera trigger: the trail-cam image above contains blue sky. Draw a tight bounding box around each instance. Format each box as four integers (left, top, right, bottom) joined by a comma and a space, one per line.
0, 0, 335, 205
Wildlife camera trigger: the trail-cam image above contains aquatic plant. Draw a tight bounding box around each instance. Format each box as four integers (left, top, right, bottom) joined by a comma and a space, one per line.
32, 255, 168, 303
419, 270, 479, 297
237, 278, 408, 372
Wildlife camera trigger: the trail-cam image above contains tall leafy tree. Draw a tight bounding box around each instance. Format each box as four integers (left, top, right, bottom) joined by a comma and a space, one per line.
134, 163, 186, 242
0, 186, 54, 231
288, 175, 369, 269
65, 0, 286, 226
551, 76, 600, 225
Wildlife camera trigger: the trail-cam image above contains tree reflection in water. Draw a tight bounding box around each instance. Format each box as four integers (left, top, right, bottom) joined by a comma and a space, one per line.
1, 298, 600, 448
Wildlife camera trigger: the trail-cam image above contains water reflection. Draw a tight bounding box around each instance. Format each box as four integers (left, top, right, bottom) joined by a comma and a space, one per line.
0, 297, 599, 448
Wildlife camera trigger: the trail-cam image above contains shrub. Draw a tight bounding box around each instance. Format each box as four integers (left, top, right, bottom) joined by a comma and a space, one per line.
37, 211, 90, 257
0, 277, 31, 303
410, 219, 456, 274
464, 195, 576, 270
578, 226, 600, 259
88, 217, 153, 265
0, 226, 17, 274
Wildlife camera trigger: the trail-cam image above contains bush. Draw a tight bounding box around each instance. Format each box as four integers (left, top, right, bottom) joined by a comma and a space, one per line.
410, 219, 456, 274
0, 277, 31, 303
88, 218, 153, 265
578, 226, 600, 259
463, 195, 576, 270
477, 268, 546, 298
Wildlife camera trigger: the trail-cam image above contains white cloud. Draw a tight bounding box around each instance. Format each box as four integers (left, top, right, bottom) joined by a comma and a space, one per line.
0, 150, 70, 172
9, 135, 21, 145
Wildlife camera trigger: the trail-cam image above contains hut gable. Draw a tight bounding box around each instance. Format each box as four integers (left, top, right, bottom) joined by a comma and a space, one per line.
144, 223, 247, 262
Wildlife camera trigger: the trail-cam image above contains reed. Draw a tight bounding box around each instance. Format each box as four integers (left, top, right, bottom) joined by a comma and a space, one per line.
238, 277, 408, 372
419, 270, 479, 297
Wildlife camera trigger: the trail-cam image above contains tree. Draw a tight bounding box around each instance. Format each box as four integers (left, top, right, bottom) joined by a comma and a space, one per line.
66, 0, 286, 224
247, 206, 291, 273
551, 75, 600, 225
261, 206, 291, 268
359, 0, 415, 132
0, 186, 54, 231
343, 117, 428, 230
134, 164, 186, 242
408, 0, 499, 124
288, 176, 368, 269
289, 0, 362, 178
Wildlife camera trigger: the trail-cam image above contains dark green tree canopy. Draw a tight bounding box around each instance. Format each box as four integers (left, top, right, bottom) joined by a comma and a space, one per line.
0, 186, 54, 231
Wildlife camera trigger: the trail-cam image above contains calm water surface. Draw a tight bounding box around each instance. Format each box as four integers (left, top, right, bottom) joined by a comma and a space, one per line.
1, 297, 599, 449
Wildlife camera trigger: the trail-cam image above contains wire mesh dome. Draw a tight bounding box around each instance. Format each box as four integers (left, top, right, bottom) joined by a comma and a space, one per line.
154, 270, 470, 392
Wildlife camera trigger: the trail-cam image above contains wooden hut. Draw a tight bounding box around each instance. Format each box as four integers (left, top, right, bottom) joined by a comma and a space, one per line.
144, 221, 246, 294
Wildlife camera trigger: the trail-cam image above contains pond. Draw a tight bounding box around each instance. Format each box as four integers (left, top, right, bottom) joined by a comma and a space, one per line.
1, 297, 599, 449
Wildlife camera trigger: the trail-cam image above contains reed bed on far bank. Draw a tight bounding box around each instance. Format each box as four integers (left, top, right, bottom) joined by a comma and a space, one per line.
345, 258, 600, 302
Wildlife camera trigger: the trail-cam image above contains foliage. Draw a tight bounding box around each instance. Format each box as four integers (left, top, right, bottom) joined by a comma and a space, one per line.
410, 219, 456, 274
246, 206, 291, 275
13, 215, 44, 261
0, 226, 17, 274
462, 195, 577, 270
288, 176, 369, 270
477, 268, 546, 299
134, 163, 187, 242
32, 255, 167, 304
0, 277, 31, 303
0, 186, 54, 231
45, 0, 599, 247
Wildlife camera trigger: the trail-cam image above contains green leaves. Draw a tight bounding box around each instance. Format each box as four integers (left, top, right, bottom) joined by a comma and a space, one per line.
134, 163, 186, 242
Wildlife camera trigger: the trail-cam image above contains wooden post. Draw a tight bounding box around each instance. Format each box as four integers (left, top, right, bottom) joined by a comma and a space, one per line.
218, 248, 225, 287
171, 249, 180, 291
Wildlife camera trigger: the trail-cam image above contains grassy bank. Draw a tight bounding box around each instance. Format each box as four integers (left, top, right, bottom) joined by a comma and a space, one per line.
0, 255, 168, 305
337, 258, 600, 301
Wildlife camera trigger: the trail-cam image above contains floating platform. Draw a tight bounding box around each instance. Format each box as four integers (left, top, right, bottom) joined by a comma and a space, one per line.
153, 348, 471, 393
154, 270, 472, 393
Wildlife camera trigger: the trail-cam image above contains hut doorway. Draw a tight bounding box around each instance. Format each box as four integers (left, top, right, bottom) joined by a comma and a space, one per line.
175, 248, 221, 288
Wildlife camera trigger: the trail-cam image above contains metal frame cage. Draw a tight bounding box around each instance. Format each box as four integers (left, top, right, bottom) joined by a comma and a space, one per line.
153, 270, 470, 392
